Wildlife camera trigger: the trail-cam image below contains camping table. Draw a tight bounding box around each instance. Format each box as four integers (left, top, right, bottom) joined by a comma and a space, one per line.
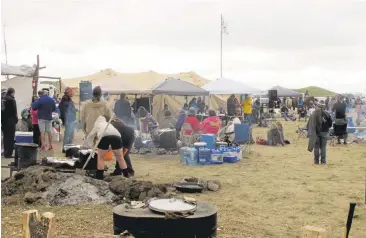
113, 202, 217, 238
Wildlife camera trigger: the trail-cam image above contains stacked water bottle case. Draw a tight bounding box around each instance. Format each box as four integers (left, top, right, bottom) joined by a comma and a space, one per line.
180, 134, 242, 166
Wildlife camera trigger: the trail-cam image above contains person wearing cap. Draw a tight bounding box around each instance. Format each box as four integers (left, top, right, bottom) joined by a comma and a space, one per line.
31, 89, 56, 150
307, 102, 332, 164
2, 88, 18, 158
81, 86, 112, 135
59, 87, 76, 148
114, 93, 132, 125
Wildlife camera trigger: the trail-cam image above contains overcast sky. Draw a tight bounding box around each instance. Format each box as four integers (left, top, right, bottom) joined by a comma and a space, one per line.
2, 0, 366, 92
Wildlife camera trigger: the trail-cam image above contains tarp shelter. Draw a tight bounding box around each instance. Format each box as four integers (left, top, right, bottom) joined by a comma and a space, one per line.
203, 77, 261, 95
61, 69, 227, 117
270, 85, 302, 97
1, 63, 36, 77
151, 78, 209, 96
1, 77, 32, 117
96, 76, 151, 95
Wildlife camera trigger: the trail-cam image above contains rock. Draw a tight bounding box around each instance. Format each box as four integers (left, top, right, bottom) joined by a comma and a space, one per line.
138, 192, 147, 201
147, 189, 154, 197
207, 181, 220, 192
24, 192, 42, 203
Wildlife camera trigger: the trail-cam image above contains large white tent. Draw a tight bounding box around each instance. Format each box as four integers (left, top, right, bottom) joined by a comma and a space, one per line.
203, 77, 261, 95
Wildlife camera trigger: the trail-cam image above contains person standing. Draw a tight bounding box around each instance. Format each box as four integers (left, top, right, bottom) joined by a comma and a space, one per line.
242, 94, 253, 125
333, 96, 348, 144
355, 97, 362, 125
30, 93, 42, 146
81, 86, 112, 136
157, 104, 169, 125
307, 102, 332, 164
325, 96, 330, 111
292, 97, 297, 111
31, 90, 56, 150
59, 87, 76, 148
2, 88, 18, 158
109, 116, 136, 177
114, 93, 132, 124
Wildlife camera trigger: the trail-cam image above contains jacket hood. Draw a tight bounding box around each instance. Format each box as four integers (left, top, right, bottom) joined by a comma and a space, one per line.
232, 118, 241, 124
87, 99, 108, 108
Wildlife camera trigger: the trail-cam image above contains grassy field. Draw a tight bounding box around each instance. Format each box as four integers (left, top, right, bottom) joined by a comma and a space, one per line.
2, 120, 366, 237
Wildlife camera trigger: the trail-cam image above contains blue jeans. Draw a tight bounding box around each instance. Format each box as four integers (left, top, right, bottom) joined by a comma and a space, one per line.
314, 132, 328, 164
244, 114, 252, 126
63, 122, 75, 147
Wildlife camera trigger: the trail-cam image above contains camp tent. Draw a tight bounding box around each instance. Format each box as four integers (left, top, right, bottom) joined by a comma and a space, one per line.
1, 63, 36, 77
270, 85, 302, 97
1, 77, 33, 117
203, 77, 261, 95
151, 78, 209, 96
61, 69, 220, 117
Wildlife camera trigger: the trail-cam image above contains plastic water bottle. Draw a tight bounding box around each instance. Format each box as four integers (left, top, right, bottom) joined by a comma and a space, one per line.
186, 147, 198, 166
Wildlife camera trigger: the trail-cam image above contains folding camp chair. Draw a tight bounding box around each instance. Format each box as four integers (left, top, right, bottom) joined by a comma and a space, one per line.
234, 123, 252, 157
296, 124, 308, 139
180, 123, 199, 147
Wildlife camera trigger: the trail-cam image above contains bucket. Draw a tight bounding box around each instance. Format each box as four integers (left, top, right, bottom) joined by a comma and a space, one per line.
15, 143, 38, 169
104, 150, 113, 161
194, 142, 207, 151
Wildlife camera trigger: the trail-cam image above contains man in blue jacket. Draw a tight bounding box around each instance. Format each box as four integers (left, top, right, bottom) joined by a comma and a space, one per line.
31, 90, 56, 150
59, 87, 76, 150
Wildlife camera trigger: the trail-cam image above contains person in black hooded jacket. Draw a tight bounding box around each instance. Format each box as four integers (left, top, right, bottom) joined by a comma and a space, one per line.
2, 88, 18, 158
108, 116, 136, 177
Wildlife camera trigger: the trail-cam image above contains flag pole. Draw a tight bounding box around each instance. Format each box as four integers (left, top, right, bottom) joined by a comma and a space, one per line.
220, 14, 223, 78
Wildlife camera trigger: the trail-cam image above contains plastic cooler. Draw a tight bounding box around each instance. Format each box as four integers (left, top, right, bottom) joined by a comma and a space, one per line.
200, 134, 216, 149
15, 132, 33, 143
211, 149, 224, 164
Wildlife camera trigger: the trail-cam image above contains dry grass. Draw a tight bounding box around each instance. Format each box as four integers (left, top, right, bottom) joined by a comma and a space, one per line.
2, 120, 366, 237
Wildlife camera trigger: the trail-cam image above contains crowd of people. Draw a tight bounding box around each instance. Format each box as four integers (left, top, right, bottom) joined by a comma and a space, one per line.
1, 84, 365, 175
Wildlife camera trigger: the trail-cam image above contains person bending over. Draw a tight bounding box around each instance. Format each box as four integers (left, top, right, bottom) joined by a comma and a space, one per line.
109, 116, 136, 177
86, 116, 129, 179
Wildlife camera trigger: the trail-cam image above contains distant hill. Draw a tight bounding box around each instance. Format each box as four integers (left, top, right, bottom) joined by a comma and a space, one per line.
296, 86, 337, 97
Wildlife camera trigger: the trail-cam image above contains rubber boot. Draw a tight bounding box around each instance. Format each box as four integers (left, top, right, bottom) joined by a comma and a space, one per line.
122, 169, 129, 178
95, 170, 104, 180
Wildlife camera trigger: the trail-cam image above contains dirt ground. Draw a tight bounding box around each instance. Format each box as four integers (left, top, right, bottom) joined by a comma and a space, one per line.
1, 119, 366, 237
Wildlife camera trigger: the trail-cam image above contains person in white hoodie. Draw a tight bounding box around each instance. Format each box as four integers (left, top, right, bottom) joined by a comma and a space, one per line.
86, 115, 129, 179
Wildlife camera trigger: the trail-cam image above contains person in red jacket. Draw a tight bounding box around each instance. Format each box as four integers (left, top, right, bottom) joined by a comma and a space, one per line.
183, 108, 201, 135
201, 110, 222, 135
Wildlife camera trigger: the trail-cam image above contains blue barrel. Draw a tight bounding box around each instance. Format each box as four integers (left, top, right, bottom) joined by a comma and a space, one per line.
200, 134, 216, 149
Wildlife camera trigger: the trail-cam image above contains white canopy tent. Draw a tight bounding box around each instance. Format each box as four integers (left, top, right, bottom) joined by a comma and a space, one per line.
203, 77, 261, 95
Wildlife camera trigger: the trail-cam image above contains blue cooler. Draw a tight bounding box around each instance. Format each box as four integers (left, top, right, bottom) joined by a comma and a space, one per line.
200, 134, 216, 149
211, 149, 224, 164
224, 155, 239, 163
15, 132, 33, 143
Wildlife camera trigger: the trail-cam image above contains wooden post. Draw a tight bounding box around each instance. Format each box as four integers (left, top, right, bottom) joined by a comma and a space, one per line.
32, 54, 40, 95
302, 226, 327, 238
22, 210, 56, 238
